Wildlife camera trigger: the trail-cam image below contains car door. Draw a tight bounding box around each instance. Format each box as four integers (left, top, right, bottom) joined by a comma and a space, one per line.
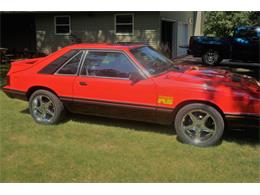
71, 50, 157, 122
250, 28, 260, 62
232, 27, 258, 61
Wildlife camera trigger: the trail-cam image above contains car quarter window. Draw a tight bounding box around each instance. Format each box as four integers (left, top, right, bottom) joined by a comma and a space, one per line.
57, 51, 83, 75
39, 49, 79, 74
80, 51, 137, 79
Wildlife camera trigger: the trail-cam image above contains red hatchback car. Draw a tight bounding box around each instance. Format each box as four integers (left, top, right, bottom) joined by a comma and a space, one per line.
3, 43, 260, 146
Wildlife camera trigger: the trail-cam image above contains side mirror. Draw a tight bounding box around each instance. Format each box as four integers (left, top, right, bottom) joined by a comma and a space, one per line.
129, 72, 144, 83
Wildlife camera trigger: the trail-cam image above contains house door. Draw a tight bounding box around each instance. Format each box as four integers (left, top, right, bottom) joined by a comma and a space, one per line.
161, 20, 173, 58
0, 13, 36, 53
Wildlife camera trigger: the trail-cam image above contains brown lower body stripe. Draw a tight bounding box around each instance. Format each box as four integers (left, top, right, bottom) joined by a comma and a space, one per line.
60, 96, 174, 111
60, 96, 174, 125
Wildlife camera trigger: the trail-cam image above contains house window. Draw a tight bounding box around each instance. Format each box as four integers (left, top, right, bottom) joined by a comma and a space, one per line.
55, 16, 71, 35
115, 14, 134, 35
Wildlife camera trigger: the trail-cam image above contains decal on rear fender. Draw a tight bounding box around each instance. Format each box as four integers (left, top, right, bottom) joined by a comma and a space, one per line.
157, 96, 174, 105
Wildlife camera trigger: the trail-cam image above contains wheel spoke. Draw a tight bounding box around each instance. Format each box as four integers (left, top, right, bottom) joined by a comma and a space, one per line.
42, 112, 47, 119
183, 125, 196, 136
38, 96, 43, 105
35, 107, 43, 113
45, 100, 53, 108
46, 109, 54, 116
201, 125, 215, 133
194, 130, 201, 141
201, 113, 210, 123
184, 124, 195, 132
187, 112, 197, 124
184, 124, 194, 130
33, 98, 38, 107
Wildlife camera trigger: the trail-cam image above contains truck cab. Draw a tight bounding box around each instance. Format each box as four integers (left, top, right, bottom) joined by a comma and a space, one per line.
188, 26, 260, 65
232, 26, 260, 62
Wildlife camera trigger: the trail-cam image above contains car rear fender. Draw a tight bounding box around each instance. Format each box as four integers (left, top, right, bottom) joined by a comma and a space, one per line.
26, 86, 59, 100
8, 57, 45, 75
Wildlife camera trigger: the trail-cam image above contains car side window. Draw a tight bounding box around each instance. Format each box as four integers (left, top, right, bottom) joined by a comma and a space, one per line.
80, 51, 136, 79
39, 49, 79, 74
235, 28, 257, 38
57, 51, 83, 75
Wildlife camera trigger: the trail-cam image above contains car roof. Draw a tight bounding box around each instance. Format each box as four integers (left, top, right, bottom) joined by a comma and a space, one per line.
65, 43, 145, 50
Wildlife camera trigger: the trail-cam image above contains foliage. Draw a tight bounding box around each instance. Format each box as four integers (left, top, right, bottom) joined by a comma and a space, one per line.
203, 12, 260, 37
0, 63, 10, 87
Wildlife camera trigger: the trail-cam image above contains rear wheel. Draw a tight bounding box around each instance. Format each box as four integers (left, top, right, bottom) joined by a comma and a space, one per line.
174, 103, 224, 147
29, 90, 65, 124
202, 50, 222, 66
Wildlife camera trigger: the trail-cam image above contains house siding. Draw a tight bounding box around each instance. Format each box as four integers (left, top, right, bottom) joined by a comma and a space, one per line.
35, 12, 160, 54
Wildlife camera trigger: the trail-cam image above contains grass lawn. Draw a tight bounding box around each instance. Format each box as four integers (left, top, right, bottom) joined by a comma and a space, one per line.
0, 91, 259, 182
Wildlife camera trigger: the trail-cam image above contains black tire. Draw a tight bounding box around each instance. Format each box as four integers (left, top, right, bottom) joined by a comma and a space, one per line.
29, 89, 65, 124
174, 103, 224, 147
202, 49, 222, 66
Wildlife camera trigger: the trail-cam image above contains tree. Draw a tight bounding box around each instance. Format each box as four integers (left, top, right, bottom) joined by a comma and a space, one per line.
203, 12, 260, 37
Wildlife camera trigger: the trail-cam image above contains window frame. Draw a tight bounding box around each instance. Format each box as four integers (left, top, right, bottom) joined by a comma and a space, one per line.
55, 51, 84, 76
79, 49, 142, 80
114, 13, 134, 36
54, 15, 71, 35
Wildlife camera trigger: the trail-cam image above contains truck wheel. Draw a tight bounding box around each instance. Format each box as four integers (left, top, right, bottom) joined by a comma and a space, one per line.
202, 50, 221, 66
174, 103, 224, 147
29, 90, 65, 124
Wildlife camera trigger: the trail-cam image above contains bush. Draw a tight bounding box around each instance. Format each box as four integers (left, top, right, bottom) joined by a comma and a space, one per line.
203, 11, 260, 37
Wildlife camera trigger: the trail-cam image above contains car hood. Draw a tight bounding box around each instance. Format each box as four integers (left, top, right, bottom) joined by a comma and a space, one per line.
164, 66, 260, 96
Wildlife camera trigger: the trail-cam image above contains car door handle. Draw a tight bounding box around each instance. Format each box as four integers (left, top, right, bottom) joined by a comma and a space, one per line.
79, 81, 88, 86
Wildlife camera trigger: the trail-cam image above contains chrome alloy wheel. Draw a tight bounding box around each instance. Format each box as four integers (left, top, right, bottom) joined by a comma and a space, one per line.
180, 109, 216, 144
206, 51, 218, 64
32, 95, 55, 123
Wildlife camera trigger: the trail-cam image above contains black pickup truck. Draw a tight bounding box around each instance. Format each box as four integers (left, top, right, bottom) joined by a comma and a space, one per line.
188, 26, 260, 65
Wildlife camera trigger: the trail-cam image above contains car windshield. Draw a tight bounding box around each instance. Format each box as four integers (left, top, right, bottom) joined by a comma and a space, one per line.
130, 46, 178, 75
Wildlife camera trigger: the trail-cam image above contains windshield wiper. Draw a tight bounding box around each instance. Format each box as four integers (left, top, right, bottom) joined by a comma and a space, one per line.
168, 63, 180, 71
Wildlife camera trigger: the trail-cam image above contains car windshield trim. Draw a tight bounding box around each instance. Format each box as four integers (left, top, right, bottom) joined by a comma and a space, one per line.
130, 46, 179, 76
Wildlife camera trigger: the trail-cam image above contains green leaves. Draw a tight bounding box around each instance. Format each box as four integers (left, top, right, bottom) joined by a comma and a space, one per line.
203, 12, 260, 37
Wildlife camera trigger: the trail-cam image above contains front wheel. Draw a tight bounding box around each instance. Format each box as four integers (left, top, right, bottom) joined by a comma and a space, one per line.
202, 50, 222, 66
29, 90, 65, 124
174, 103, 224, 147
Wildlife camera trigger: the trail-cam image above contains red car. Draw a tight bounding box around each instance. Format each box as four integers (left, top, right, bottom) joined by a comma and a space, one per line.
3, 43, 260, 147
